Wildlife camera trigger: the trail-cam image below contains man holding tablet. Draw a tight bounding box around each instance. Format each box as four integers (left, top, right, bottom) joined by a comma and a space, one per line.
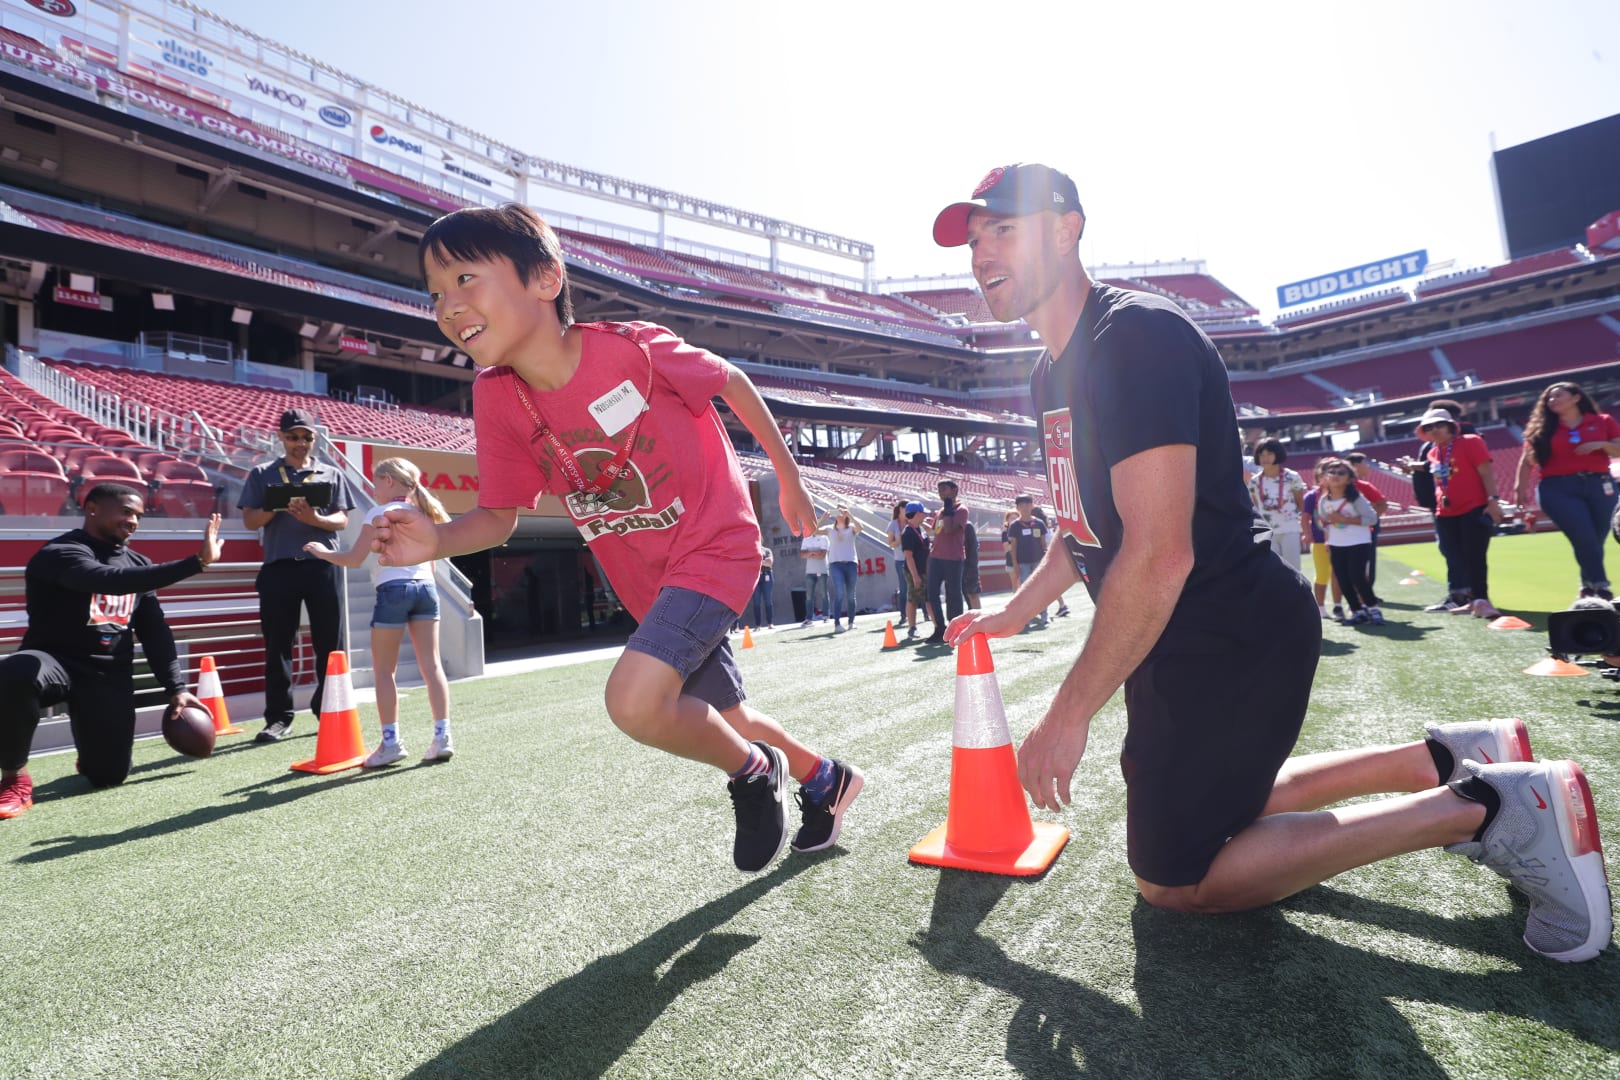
238, 408, 355, 743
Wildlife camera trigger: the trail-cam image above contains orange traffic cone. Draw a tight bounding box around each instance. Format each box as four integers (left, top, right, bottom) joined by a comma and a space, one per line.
290, 651, 368, 774
1524, 656, 1591, 677
1398, 577, 1419, 586
195, 655, 242, 736
741, 626, 755, 649
909, 634, 1069, 876
882, 620, 899, 649
1489, 615, 1533, 630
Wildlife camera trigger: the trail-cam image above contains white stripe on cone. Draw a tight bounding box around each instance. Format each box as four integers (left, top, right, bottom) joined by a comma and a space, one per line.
322, 666, 355, 715
954, 671, 1012, 749
196, 666, 223, 699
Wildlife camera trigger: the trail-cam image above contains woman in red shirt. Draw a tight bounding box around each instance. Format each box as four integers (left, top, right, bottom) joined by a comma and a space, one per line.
1418, 407, 1504, 617
1514, 381, 1620, 601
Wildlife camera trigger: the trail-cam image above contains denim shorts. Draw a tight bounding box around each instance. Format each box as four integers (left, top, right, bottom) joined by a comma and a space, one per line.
624, 586, 745, 711
372, 579, 440, 628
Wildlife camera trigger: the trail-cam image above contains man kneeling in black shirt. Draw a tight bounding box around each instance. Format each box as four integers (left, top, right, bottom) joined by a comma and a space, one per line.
0, 483, 222, 818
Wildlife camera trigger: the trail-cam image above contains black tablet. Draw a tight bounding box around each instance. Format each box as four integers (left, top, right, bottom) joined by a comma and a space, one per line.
262, 482, 334, 511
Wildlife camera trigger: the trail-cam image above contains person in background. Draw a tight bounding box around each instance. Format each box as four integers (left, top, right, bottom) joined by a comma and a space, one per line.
962, 518, 982, 610
1316, 458, 1383, 626
1514, 381, 1620, 602
1301, 459, 1344, 620
1001, 508, 1022, 589
1343, 451, 1391, 602
925, 479, 969, 643
1246, 437, 1306, 575
1028, 504, 1071, 617
304, 457, 456, 766
900, 501, 931, 640
238, 408, 355, 744
1418, 407, 1504, 618
0, 485, 222, 818
826, 506, 862, 633
800, 516, 831, 626
752, 542, 775, 630
886, 500, 910, 610
1008, 494, 1054, 626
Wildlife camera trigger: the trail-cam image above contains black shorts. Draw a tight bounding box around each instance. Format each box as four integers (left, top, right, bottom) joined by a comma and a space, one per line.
1120, 555, 1320, 887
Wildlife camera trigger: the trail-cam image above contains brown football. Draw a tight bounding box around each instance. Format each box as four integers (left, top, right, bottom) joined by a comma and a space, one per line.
162, 704, 216, 758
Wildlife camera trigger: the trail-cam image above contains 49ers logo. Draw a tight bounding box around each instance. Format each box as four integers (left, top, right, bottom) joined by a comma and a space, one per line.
1043, 408, 1099, 548
88, 592, 136, 629
972, 167, 1007, 198
564, 450, 652, 516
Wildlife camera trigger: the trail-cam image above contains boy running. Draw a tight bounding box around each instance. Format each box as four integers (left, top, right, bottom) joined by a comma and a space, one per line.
373, 205, 861, 872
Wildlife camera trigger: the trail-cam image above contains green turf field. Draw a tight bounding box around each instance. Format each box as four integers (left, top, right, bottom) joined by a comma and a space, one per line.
4, 567, 1618, 1078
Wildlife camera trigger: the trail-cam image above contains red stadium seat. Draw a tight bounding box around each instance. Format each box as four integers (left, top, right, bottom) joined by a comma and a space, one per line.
0, 450, 71, 515
76, 456, 149, 504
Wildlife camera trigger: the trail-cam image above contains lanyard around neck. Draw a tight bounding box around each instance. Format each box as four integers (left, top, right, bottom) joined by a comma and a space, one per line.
511, 327, 653, 497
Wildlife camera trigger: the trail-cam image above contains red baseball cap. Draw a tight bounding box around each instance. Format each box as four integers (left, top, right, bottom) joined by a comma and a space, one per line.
933, 163, 1084, 247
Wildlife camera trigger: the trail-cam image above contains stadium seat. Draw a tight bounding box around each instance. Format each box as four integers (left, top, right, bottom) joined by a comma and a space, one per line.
0, 450, 72, 515
75, 456, 148, 503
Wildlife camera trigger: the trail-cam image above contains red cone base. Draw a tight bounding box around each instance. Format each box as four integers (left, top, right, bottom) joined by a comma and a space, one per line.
909, 745, 1070, 876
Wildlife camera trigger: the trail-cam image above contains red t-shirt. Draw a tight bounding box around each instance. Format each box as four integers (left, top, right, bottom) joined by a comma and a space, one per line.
1533, 412, 1620, 478
474, 322, 760, 618
1354, 478, 1386, 506
1427, 433, 1491, 517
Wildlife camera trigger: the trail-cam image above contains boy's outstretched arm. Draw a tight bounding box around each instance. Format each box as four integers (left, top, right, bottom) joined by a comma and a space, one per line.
372, 505, 518, 565
720, 364, 817, 536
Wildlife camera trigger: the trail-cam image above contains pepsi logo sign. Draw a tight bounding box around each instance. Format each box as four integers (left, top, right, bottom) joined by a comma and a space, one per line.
318, 104, 351, 127
369, 124, 423, 155
26, 0, 76, 16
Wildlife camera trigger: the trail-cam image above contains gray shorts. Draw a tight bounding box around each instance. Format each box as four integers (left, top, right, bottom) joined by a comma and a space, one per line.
624, 586, 746, 712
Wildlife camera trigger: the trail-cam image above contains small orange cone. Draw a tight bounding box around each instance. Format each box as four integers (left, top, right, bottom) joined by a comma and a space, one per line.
1410, 569, 1425, 577
1398, 577, 1419, 586
291, 651, 368, 774
741, 626, 755, 649
1489, 615, 1532, 630
1524, 656, 1591, 677
882, 620, 899, 648
909, 634, 1069, 876
195, 655, 242, 736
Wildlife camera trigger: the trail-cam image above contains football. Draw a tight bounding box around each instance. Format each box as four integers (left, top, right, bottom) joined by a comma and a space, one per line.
162, 704, 217, 759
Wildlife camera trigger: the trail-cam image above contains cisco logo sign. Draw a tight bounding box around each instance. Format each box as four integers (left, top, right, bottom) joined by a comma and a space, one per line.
319, 105, 352, 128
369, 124, 423, 156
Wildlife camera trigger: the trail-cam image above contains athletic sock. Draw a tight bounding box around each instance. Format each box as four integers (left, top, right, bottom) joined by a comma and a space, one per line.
799, 756, 837, 802
434, 718, 450, 737
1425, 739, 1455, 786
1447, 774, 1501, 843
381, 722, 399, 745
728, 743, 769, 781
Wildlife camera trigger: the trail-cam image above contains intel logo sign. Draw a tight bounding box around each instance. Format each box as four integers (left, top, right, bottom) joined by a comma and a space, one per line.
369, 124, 423, 155
318, 104, 351, 128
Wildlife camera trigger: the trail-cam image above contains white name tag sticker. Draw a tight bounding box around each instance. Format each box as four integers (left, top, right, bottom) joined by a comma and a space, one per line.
589, 380, 647, 437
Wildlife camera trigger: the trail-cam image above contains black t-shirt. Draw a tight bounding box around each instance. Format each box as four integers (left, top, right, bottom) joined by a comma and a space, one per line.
1031, 283, 1283, 645
901, 524, 929, 579
1007, 517, 1050, 564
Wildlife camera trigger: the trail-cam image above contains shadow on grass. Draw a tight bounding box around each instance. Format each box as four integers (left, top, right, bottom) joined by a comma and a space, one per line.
915, 871, 1619, 1078
401, 854, 821, 1080
16, 764, 413, 865
1319, 639, 1359, 657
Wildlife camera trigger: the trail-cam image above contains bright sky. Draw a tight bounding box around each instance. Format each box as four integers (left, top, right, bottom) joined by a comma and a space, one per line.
206, 0, 1619, 318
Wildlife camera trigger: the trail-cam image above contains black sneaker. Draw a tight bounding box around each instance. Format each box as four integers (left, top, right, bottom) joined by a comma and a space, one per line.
255, 720, 292, 744
791, 760, 865, 852
727, 741, 789, 873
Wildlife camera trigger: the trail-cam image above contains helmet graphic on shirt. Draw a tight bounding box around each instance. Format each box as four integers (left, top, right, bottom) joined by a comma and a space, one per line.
568, 450, 651, 514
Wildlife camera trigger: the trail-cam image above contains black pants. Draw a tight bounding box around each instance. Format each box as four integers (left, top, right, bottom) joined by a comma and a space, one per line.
0, 650, 136, 785
1434, 510, 1492, 601
257, 558, 346, 726
1365, 523, 1381, 592
1329, 543, 1376, 612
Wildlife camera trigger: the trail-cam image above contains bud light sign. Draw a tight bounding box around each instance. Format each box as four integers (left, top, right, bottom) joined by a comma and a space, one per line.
370, 124, 423, 156
1277, 250, 1428, 308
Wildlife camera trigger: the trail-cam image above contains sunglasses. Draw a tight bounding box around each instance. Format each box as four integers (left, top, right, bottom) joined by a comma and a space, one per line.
282, 432, 315, 442
1326, 468, 1351, 475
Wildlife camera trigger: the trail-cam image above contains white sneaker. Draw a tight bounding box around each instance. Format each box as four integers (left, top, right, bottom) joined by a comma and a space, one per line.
363, 740, 407, 768
423, 731, 455, 762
